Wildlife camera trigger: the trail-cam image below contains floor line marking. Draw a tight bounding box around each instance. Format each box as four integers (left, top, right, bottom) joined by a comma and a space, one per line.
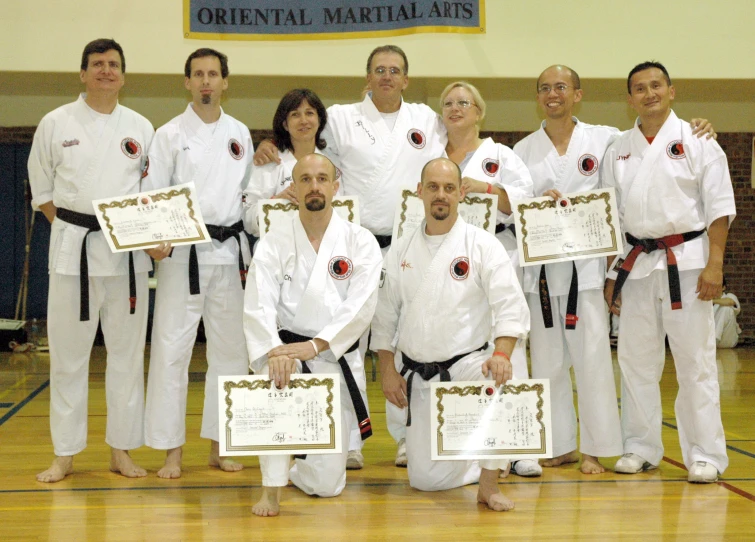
0, 380, 49, 427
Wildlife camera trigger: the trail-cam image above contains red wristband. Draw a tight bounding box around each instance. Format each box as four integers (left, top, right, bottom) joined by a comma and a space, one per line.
492, 350, 510, 361
486, 183, 493, 194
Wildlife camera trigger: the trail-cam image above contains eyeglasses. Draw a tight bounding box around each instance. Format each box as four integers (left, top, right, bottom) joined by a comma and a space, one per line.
373, 66, 403, 76
537, 84, 573, 95
442, 100, 476, 109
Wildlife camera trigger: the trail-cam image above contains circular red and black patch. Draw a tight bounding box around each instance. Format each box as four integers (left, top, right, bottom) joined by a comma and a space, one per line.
228, 138, 244, 160
329, 256, 353, 280
450, 256, 470, 280
407, 128, 426, 149
578, 153, 598, 176
484, 386, 495, 397
666, 140, 685, 159
482, 158, 500, 177
120, 137, 142, 159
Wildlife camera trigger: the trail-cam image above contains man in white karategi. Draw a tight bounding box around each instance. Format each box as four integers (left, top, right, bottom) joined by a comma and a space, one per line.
244, 153, 382, 516
513, 65, 624, 474
602, 61, 734, 483
28, 39, 154, 482
254, 45, 446, 467
372, 157, 529, 511
142, 48, 253, 478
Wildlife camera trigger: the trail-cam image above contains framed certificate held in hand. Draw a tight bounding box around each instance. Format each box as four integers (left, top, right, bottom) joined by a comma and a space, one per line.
512, 188, 623, 266
218, 374, 342, 456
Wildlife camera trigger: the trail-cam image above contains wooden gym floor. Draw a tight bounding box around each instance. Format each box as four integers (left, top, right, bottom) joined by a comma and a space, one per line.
0, 344, 753, 541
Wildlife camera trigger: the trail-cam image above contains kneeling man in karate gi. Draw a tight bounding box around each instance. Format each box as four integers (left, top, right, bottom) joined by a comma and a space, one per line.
243, 154, 382, 516
371, 157, 530, 511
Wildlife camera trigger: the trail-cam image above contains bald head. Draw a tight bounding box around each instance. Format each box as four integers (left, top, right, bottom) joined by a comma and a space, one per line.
420, 157, 462, 187
292, 153, 336, 181
292, 153, 339, 213
537, 65, 581, 91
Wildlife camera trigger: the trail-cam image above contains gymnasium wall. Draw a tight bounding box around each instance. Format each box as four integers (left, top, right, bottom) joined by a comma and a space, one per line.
1, 1, 753, 339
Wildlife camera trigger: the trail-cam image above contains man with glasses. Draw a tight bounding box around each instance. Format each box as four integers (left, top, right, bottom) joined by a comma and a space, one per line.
513, 65, 715, 475
28, 38, 154, 482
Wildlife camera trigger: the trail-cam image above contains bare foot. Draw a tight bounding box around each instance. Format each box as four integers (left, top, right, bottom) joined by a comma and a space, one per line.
541, 450, 580, 468
110, 448, 147, 478
580, 454, 606, 474
209, 440, 243, 472
477, 468, 514, 512
498, 460, 512, 478
36, 456, 73, 483
252, 487, 281, 517
157, 447, 183, 479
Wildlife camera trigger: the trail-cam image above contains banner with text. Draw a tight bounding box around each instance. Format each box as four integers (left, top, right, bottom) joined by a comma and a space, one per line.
184, 0, 485, 40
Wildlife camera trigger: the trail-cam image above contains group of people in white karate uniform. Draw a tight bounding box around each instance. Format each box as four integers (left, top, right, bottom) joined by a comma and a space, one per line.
28, 38, 735, 516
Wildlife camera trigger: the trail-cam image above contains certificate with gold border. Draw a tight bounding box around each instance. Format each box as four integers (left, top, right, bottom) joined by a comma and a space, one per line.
430, 379, 552, 460
218, 374, 342, 456
392, 190, 498, 242
258, 196, 359, 238
512, 188, 623, 266
92, 182, 211, 253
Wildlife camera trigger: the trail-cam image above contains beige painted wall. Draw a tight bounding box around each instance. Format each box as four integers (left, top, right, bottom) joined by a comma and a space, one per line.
2, 1, 754, 78
2, 1, 754, 130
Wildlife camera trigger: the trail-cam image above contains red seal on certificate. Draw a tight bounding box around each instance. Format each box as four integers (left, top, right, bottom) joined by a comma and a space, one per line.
484, 386, 495, 396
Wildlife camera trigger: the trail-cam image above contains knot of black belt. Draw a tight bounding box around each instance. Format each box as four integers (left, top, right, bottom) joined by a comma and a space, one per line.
611, 230, 705, 310
400, 342, 488, 427
278, 329, 372, 441
56, 207, 136, 322
188, 220, 246, 295
494, 223, 516, 236
373, 234, 392, 250
538, 261, 579, 330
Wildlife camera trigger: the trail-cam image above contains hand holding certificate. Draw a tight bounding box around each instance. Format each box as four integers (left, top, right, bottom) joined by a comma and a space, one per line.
512, 188, 623, 266
218, 374, 342, 456
430, 379, 552, 460
92, 182, 210, 252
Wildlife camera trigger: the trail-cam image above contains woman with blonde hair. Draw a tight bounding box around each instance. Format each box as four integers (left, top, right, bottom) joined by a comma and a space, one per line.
440, 81, 540, 477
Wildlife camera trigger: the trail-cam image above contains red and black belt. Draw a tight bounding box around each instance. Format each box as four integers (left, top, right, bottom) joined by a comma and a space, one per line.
278, 329, 372, 441
538, 261, 579, 330
611, 230, 705, 310
188, 220, 246, 295
400, 343, 488, 427
56, 207, 136, 322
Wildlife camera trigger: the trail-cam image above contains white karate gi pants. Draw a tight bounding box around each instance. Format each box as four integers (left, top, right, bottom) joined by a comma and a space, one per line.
259, 358, 353, 497
405, 349, 509, 491
47, 271, 148, 456
618, 269, 728, 473
527, 289, 623, 458
145, 261, 248, 448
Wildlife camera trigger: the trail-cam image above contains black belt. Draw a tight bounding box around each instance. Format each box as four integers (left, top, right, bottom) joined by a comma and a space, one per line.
612, 230, 704, 311
373, 234, 392, 250
188, 220, 246, 295
538, 261, 579, 330
400, 343, 488, 427
495, 223, 516, 236
56, 207, 136, 322
278, 329, 372, 441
